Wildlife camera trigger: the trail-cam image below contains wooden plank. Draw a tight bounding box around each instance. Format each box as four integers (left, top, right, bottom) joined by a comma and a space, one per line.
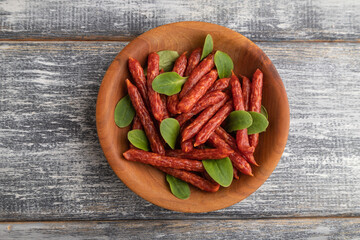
0, 42, 359, 221
0, 0, 359, 41
1, 218, 360, 239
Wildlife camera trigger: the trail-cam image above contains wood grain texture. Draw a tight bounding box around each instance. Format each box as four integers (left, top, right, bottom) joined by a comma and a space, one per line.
0, 41, 359, 220
0, 0, 359, 41
1, 218, 360, 239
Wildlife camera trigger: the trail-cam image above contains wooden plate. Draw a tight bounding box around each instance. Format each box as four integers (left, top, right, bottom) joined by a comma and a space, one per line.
96, 21, 289, 212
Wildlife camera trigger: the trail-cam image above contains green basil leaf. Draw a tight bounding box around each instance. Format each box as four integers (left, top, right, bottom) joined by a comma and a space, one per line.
224, 110, 253, 132
160, 118, 180, 149
152, 72, 187, 96
114, 95, 135, 128
201, 34, 213, 60
127, 129, 149, 151
158, 50, 180, 72
203, 157, 233, 187
247, 111, 269, 134
261, 105, 268, 119
214, 50, 234, 79
166, 174, 190, 199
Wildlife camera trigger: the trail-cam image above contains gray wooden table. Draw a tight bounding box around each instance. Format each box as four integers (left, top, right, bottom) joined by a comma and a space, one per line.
0, 0, 359, 239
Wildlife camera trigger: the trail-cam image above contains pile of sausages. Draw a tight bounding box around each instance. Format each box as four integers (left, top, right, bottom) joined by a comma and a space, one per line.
123, 47, 263, 193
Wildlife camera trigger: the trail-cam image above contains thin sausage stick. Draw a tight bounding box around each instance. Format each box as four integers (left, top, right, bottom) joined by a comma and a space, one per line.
158, 167, 220, 192
184, 47, 202, 77
132, 115, 142, 130
249, 69, 264, 150
230, 72, 255, 155
123, 149, 204, 172
241, 75, 251, 111
179, 53, 215, 99
166, 148, 233, 160
178, 69, 218, 113
229, 152, 253, 176
129, 115, 142, 149
181, 95, 229, 142
167, 95, 180, 116
208, 77, 231, 92
126, 79, 165, 155
167, 52, 188, 115
173, 51, 188, 76
160, 94, 168, 119
231, 72, 245, 111
147, 52, 169, 121
215, 127, 258, 166
239, 74, 258, 165
176, 91, 226, 126
194, 101, 233, 147
207, 133, 253, 176
128, 57, 150, 108
214, 127, 237, 149
180, 121, 194, 152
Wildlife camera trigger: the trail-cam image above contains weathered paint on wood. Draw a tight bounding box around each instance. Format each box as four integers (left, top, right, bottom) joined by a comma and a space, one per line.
0, 0, 359, 41
1, 218, 360, 239
0, 41, 359, 220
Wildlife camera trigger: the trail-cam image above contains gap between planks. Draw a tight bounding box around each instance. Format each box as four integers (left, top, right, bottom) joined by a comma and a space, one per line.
1, 216, 360, 224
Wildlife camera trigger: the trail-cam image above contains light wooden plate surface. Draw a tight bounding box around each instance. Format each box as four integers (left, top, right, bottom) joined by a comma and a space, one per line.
96, 21, 290, 213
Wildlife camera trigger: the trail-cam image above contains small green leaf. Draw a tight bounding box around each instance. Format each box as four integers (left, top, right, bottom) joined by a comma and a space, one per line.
166, 174, 190, 200
261, 105, 268, 119
247, 112, 269, 134
203, 157, 233, 187
160, 118, 180, 149
158, 50, 180, 72
152, 72, 187, 96
114, 95, 135, 128
225, 110, 253, 132
201, 34, 213, 60
127, 129, 149, 151
214, 50, 234, 78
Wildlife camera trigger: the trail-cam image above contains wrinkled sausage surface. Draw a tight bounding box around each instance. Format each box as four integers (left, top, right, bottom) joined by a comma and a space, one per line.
184, 48, 202, 77
215, 127, 257, 165
194, 101, 233, 146
208, 77, 231, 92
207, 133, 253, 176
147, 52, 169, 121
176, 91, 226, 126
167, 52, 188, 114
181, 139, 194, 153
123, 149, 204, 172
126, 79, 165, 155
128, 57, 150, 108
158, 167, 220, 192
178, 69, 218, 113
181, 95, 229, 142
166, 148, 233, 160
241, 75, 251, 111
179, 53, 214, 99
249, 69, 264, 150
230, 72, 254, 154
